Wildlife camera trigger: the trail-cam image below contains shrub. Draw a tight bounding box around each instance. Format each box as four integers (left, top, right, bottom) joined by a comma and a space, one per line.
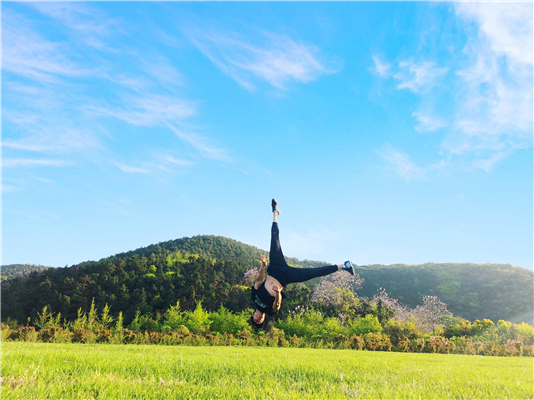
160, 332, 182, 346
175, 325, 190, 336
122, 330, 137, 344
38, 326, 64, 343
52, 330, 73, 343
350, 315, 383, 336
183, 302, 211, 335
363, 332, 391, 351
349, 334, 364, 350
1, 324, 12, 342
72, 329, 96, 343
384, 320, 420, 347
95, 329, 112, 343
10, 326, 38, 342
209, 307, 250, 336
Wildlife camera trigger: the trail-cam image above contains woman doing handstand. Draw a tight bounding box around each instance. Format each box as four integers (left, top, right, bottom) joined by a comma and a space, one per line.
250, 199, 355, 329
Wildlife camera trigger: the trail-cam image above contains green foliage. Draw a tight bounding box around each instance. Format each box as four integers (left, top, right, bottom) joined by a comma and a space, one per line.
384, 319, 420, 347
162, 301, 184, 331
183, 302, 211, 335
0, 264, 52, 282
349, 315, 383, 336
208, 306, 250, 336
33, 306, 61, 329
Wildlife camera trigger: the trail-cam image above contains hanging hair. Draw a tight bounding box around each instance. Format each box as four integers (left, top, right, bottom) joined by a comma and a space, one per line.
249, 315, 265, 330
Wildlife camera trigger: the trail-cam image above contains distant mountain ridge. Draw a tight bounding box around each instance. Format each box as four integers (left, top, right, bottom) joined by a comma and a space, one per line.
1, 264, 53, 282
2, 235, 532, 325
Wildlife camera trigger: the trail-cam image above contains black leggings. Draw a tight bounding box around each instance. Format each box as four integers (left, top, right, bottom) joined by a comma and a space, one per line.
267, 222, 338, 287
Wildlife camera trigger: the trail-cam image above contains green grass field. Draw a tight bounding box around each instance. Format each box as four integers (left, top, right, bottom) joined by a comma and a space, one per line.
1, 342, 532, 399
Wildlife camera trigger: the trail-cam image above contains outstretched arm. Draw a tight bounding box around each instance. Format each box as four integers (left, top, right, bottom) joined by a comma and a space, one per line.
254, 254, 268, 290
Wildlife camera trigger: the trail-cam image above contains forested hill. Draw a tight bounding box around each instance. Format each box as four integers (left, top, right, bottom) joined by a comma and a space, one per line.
1, 235, 532, 326
1, 264, 52, 282
354, 263, 533, 324
112, 235, 327, 268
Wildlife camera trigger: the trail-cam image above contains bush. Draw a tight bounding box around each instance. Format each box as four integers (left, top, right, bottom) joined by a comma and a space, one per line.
349, 334, 364, 350
122, 330, 137, 344
1, 324, 12, 342
209, 307, 250, 336
384, 320, 420, 347
350, 315, 383, 336
38, 326, 64, 343
363, 332, 391, 351
52, 330, 73, 343
72, 329, 96, 343
95, 329, 112, 343
10, 326, 38, 342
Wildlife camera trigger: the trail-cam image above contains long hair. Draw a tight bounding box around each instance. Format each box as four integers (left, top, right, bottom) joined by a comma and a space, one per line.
249, 315, 265, 330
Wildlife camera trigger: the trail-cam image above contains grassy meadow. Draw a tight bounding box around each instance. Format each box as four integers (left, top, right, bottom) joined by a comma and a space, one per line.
1, 342, 532, 399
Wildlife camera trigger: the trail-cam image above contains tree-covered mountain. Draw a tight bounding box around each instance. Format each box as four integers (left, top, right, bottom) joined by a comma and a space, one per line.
1, 264, 53, 282
354, 263, 533, 324
2, 235, 532, 326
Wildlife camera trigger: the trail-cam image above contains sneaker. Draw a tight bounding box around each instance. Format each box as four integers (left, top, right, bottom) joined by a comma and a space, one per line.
271, 199, 280, 214
343, 260, 355, 275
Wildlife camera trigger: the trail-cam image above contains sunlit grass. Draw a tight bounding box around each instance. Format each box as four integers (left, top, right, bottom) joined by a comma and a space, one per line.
1, 342, 532, 399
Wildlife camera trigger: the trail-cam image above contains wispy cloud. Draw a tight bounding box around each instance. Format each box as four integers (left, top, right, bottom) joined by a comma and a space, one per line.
371, 55, 391, 78
185, 26, 338, 90
377, 144, 427, 182
159, 155, 196, 167
394, 60, 449, 93
114, 163, 150, 174
2, 10, 91, 84
373, 2, 532, 173
2, 4, 211, 179
88, 94, 197, 126
412, 111, 447, 133
3, 158, 69, 168
31, 2, 121, 51
35, 177, 55, 184
1, 184, 22, 193
165, 123, 231, 162
447, 2, 532, 170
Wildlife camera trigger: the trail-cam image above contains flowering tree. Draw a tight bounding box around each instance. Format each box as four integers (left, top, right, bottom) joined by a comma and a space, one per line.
372, 288, 451, 333
413, 295, 452, 333
243, 267, 259, 287
310, 272, 364, 309
372, 287, 411, 321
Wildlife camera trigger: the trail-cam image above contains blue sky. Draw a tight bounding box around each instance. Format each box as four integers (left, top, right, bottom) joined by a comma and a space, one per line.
2, 2, 532, 270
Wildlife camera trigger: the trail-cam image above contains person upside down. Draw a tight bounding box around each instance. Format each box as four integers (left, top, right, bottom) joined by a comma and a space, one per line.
250, 199, 355, 329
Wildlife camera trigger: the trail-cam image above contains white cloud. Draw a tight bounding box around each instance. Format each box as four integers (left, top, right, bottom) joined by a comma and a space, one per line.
88, 94, 197, 126
373, 3, 532, 173
1, 184, 22, 193
186, 27, 338, 90
115, 163, 150, 174
413, 111, 447, 132
394, 60, 449, 93
372, 55, 391, 78
455, 2, 532, 66
2, 10, 91, 84
378, 144, 426, 182
165, 123, 231, 163
447, 2, 533, 170
159, 155, 195, 167
3, 158, 69, 168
